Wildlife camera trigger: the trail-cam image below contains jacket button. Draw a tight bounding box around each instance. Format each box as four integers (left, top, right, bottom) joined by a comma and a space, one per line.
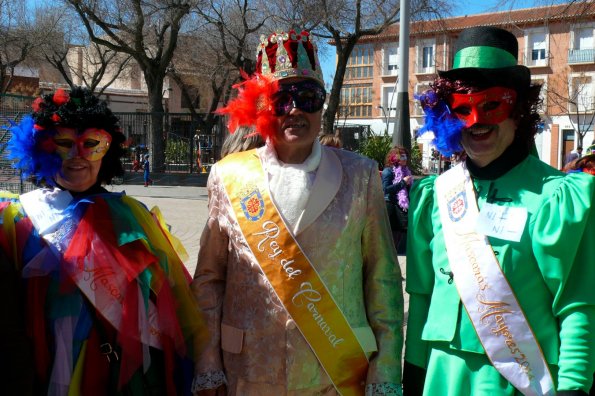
286, 319, 296, 330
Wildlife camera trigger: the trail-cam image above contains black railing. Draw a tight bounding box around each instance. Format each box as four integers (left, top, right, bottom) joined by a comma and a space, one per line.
0, 93, 225, 193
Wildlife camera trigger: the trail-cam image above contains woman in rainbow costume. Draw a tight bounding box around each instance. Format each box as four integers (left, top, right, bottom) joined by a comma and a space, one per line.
0, 87, 205, 396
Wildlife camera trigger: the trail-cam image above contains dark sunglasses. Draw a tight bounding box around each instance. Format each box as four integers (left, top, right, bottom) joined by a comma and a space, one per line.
272, 80, 326, 116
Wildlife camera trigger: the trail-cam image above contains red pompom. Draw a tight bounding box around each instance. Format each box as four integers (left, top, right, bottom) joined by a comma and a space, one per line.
52, 89, 70, 106
32, 97, 44, 112
51, 113, 61, 123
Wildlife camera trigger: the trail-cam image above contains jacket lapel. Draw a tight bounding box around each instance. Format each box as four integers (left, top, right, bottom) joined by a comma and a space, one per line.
294, 147, 342, 235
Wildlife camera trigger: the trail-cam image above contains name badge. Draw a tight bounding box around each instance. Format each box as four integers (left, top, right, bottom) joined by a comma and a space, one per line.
475, 203, 527, 242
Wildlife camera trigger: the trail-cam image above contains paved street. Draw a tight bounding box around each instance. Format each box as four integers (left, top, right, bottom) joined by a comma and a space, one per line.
106, 183, 209, 275
108, 183, 409, 327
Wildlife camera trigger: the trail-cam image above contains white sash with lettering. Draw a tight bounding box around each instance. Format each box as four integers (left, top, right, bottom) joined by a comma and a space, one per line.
435, 163, 555, 396
21, 188, 162, 349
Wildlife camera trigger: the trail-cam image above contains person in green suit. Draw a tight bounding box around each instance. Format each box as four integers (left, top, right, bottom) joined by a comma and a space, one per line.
405, 26, 595, 396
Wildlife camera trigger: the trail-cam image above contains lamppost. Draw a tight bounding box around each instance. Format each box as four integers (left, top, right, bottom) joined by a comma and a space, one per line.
377, 105, 389, 135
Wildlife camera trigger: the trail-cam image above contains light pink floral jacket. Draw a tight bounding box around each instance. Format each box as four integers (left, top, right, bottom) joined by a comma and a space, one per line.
191, 146, 403, 395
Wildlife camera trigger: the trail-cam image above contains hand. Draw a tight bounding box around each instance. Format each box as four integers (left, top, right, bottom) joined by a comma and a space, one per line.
403, 175, 413, 185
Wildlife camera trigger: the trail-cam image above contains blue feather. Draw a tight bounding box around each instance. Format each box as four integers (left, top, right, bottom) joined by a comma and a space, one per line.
415, 91, 465, 157
5, 116, 62, 185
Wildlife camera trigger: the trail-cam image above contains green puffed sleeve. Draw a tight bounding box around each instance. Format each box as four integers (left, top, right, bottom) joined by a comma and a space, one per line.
531, 172, 595, 392
404, 176, 436, 369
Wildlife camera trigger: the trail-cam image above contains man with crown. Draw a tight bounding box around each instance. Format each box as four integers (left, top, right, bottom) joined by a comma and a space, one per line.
404, 26, 595, 395
191, 29, 403, 395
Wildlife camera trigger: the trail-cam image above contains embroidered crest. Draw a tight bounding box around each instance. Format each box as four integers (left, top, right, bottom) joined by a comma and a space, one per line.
240, 188, 265, 221
448, 191, 467, 222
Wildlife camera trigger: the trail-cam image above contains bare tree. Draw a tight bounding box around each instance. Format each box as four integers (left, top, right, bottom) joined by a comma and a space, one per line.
65, 0, 195, 171
40, 10, 133, 96
549, 69, 595, 149
272, 0, 449, 133
180, 0, 270, 136
0, 0, 57, 99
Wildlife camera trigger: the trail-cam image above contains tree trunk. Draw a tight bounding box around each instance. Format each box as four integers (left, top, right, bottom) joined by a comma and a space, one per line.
146, 76, 166, 173
322, 41, 355, 134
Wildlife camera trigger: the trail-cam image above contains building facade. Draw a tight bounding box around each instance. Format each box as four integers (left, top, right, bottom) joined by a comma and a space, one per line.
340, 2, 595, 170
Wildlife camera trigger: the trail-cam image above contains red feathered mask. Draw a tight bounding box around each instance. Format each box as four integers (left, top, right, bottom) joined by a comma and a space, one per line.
216, 73, 279, 141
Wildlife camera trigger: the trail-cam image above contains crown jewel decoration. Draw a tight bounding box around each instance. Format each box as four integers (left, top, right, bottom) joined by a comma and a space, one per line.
256, 29, 323, 85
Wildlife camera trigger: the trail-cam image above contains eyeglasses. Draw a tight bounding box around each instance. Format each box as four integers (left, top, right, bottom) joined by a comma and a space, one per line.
272, 80, 326, 116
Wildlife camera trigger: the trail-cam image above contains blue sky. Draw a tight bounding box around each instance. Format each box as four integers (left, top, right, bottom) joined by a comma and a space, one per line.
319, 0, 568, 86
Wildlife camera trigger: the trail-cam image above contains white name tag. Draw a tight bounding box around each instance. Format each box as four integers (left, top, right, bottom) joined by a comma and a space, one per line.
475, 203, 527, 242
20, 188, 73, 236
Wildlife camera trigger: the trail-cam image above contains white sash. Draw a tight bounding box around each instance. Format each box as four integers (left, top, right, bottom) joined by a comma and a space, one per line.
435, 164, 555, 396
21, 188, 162, 349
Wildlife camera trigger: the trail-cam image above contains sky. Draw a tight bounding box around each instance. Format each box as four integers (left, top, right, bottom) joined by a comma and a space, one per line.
318, 0, 568, 86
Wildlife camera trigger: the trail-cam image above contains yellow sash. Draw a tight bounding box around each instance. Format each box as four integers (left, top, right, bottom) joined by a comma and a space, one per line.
218, 149, 368, 396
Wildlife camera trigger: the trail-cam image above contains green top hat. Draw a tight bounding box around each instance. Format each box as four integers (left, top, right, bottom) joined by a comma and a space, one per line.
439, 26, 530, 89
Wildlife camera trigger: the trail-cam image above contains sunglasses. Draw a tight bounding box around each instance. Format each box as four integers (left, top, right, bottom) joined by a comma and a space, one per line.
272, 80, 326, 116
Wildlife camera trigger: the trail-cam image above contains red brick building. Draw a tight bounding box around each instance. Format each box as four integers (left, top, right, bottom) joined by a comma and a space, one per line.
340, 2, 595, 170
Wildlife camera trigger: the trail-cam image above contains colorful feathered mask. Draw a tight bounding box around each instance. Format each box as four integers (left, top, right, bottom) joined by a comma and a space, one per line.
5, 87, 122, 186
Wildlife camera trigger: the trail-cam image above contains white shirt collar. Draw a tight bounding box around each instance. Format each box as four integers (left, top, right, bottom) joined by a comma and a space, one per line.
260, 139, 322, 173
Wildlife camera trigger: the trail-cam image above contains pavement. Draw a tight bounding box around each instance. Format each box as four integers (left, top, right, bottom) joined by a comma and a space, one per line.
106, 183, 209, 275
107, 183, 409, 326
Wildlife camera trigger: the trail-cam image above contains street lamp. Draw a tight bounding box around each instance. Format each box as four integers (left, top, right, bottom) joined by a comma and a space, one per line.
377, 105, 389, 135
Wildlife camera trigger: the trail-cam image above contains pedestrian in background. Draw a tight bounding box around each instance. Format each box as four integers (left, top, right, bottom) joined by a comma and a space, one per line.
319, 134, 343, 149
381, 145, 413, 253
143, 153, 153, 186
220, 126, 264, 158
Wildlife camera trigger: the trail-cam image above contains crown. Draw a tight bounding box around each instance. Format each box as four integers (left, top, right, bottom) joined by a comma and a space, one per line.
256, 29, 324, 86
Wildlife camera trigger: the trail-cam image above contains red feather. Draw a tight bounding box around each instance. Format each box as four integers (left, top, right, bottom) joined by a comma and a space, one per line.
216, 74, 279, 141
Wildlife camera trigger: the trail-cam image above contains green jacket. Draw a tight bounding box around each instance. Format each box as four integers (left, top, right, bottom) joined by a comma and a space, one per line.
405, 154, 595, 392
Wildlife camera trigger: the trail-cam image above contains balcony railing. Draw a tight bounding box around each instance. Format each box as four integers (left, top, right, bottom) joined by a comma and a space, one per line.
568, 48, 595, 64
383, 65, 398, 77
521, 50, 550, 67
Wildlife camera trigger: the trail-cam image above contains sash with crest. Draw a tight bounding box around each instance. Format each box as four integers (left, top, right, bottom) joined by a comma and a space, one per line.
217, 149, 368, 396
435, 163, 555, 396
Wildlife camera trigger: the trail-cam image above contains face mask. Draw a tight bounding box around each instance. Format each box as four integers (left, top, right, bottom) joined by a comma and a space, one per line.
52, 127, 112, 161
449, 86, 517, 127
272, 80, 326, 116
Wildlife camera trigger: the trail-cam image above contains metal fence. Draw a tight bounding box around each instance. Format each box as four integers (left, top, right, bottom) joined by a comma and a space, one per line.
117, 112, 224, 174
0, 93, 225, 193
0, 94, 37, 194
335, 123, 374, 152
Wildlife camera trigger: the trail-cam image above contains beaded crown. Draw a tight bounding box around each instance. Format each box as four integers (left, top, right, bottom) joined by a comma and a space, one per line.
256, 29, 324, 86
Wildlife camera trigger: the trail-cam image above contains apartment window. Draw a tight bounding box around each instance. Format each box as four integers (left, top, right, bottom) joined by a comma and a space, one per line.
569, 25, 595, 64
381, 85, 397, 117
575, 27, 594, 50
346, 45, 374, 80
527, 30, 547, 66
422, 47, 433, 68
571, 75, 594, 113
384, 45, 398, 75
339, 84, 373, 118
416, 39, 435, 74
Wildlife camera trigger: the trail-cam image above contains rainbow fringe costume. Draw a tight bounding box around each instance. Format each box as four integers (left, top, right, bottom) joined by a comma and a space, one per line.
0, 189, 206, 396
